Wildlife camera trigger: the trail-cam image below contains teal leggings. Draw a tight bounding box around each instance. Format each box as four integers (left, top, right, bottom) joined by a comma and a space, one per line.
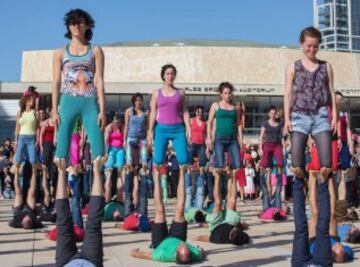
55, 95, 104, 160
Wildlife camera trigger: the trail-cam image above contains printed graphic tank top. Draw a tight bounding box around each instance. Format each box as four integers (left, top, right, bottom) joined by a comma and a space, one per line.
61, 44, 96, 97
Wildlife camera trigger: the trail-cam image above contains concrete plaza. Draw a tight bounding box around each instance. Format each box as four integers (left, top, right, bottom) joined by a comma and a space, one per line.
0, 199, 359, 267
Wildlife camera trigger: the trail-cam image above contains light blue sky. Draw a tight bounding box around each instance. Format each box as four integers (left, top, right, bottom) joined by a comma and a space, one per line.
0, 0, 312, 81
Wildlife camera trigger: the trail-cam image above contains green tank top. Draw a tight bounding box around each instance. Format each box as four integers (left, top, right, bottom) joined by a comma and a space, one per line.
215, 104, 237, 137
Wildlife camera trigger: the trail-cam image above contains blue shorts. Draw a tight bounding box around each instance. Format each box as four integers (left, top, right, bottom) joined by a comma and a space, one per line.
189, 144, 207, 167
291, 106, 331, 136
214, 135, 241, 169
339, 142, 351, 170
14, 135, 37, 165
105, 146, 125, 170
154, 123, 188, 166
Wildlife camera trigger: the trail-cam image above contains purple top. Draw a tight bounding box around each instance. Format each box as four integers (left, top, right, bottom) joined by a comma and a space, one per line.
291, 59, 330, 113
156, 89, 183, 125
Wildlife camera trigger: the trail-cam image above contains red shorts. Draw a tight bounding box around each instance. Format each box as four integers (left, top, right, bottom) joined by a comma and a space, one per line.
307, 140, 338, 172
236, 168, 246, 187
260, 143, 284, 168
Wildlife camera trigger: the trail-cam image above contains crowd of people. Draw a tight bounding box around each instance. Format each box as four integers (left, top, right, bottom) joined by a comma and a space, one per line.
1, 8, 360, 267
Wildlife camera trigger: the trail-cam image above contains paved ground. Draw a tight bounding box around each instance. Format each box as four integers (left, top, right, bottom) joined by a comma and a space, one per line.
0, 199, 359, 267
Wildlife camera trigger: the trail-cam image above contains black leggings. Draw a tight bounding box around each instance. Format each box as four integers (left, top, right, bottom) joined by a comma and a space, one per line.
291, 131, 332, 169
55, 196, 104, 267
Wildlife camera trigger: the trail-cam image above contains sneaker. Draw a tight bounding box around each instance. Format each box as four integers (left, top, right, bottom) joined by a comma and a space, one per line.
138, 215, 151, 232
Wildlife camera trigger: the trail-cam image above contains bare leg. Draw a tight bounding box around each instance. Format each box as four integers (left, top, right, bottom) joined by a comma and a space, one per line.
133, 173, 139, 208
153, 166, 166, 223
42, 165, 51, 207
174, 165, 186, 223
13, 164, 23, 207
328, 177, 337, 237
116, 169, 124, 203
338, 169, 348, 201
308, 170, 318, 238
26, 164, 38, 210
213, 169, 222, 213
104, 169, 112, 202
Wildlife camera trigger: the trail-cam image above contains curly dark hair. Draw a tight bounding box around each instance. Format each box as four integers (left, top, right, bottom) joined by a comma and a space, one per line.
131, 93, 144, 115
19, 95, 34, 115
64, 9, 95, 41
160, 64, 177, 81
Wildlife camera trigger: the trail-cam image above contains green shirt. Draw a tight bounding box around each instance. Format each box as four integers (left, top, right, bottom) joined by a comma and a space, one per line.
151, 237, 202, 262
215, 107, 237, 137
103, 202, 124, 221
185, 208, 206, 224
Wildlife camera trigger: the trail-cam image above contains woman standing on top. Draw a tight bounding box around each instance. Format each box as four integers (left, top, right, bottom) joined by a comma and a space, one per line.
147, 64, 191, 196
123, 93, 149, 216
51, 8, 105, 175
284, 26, 337, 267
206, 82, 243, 193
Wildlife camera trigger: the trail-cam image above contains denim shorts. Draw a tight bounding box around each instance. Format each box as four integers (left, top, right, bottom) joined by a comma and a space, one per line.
214, 135, 241, 169
291, 106, 331, 136
14, 135, 37, 165
105, 146, 125, 170
189, 144, 207, 167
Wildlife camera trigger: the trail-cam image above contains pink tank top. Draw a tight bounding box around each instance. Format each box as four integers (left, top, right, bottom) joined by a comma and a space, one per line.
156, 89, 183, 125
108, 131, 123, 147
191, 118, 206, 144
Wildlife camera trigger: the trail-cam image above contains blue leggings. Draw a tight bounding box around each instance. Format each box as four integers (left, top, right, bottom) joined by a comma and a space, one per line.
154, 123, 188, 165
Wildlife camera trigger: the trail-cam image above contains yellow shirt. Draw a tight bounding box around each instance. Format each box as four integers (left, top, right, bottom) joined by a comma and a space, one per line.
19, 110, 37, 135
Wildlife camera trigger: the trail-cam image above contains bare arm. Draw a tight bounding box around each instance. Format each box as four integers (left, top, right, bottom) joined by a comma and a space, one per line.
94, 46, 106, 130
51, 48, 63, 127
258, 126, 265, 156
181, 90, 191, 142
206, 103, 217, 149
327, 63, 337, 135
147, 89, 157, 147
104, 124, 110, 152
39, 121, 46, 150
194, 235, 211, 243
14, 112, 21, 148
123, 109, 130, 146
284, 63, 294, 135
236, 105, 244, 146
130, 248, 152, 260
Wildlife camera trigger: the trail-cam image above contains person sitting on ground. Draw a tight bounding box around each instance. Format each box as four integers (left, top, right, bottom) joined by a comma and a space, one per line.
131, 163, 204, 263
193, 166, 250, 245
54, 157, 106, 267
3, 176, 15, 199
8, 161, 42, 229
336, 200, 360, 244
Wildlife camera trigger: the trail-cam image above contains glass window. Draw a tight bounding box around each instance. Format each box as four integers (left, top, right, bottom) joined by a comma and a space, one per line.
188, 95, 204, 115
204, 95, 218, 113
119, 95, 131, 114
270, 97, 284, 109
253, 97, 269, 113
106, 94, 120, 114
350, 98, 360, 114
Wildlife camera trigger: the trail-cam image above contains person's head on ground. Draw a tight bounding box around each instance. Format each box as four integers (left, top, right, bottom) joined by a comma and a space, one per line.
64, 9, 94, 42
21, 215, 33, 230
194, 210, 206, 223
336, 200, 349, 223
299, 26, 322, 61
112, 209, 121, 221
229, 226, 250, 245
161, 64, 177, 86
346, 210, 358, 221
175, 242, 191, 264
218, 82, 234, 104
332, 242, 346, 263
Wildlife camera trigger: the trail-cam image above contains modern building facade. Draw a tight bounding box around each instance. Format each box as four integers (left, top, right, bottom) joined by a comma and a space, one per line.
314, 0, 360, 52
1, 40, 360, 142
